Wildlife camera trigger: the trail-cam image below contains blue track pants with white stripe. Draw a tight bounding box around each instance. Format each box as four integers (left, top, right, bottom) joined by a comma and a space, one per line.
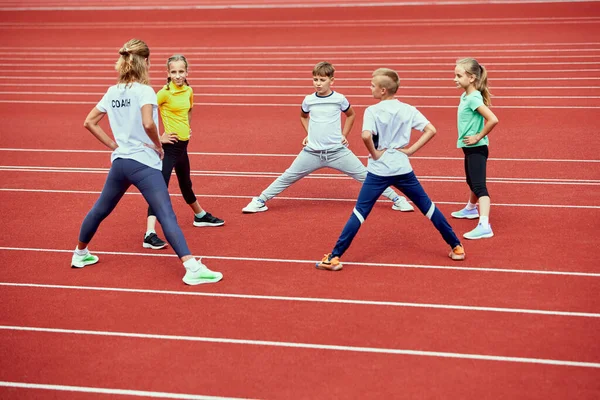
331, 171, 461, 258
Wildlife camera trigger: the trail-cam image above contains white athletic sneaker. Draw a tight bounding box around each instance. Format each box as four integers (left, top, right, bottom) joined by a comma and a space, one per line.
71, 251, 99, 268
463, 223, 494, 240
242, 197, 268, 213
182, 258, 223, 285
451, 207, 479, 219
392, 197, 414, 212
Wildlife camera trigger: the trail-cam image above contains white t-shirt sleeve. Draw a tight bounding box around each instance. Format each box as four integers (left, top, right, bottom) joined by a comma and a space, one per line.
340, 94, 350, 112
411, 106, 430, 131
362, 107, 377, 134
139, 85, 158, 107
96, 91, 109, 113
301, 96, 310, 113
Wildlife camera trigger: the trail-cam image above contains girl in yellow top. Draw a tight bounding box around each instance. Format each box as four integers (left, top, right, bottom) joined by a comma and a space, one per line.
143, 54, 225, 250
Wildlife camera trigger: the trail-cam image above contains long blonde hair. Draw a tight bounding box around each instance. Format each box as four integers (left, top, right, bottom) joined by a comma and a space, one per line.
456, 58, 492, 106
115, 39, 150, 85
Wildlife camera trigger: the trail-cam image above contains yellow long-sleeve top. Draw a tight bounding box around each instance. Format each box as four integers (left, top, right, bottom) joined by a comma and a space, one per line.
157, 81, 194, 141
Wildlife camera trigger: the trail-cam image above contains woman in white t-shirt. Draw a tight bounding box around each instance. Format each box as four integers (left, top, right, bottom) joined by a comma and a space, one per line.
70, 38, 222, 286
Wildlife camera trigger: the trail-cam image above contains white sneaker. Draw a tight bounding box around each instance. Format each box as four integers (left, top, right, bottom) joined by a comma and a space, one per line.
242, 197, 268, 213
182, 258, 223, 285
463, 223, 494, 240
392, 197, 414, 212
71, 251, 99, 268
451, 207, 479, 219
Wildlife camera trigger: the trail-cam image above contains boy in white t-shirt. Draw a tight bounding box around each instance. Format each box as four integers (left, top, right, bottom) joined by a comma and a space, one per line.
241, 61, 413, 213
316, 68, 465, 271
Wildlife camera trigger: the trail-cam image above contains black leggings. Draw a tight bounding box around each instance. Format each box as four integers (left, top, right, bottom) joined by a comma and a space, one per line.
148, 140, 197, 217
463, 145, 489, 198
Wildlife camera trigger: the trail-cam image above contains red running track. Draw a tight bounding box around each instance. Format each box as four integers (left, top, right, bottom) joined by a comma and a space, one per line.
0, 1, 599, 399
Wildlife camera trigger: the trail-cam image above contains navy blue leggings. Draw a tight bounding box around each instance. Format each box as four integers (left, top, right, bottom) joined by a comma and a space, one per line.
78, 158, 191, 257
331, 171, 461, 258
463, 145, 489, 198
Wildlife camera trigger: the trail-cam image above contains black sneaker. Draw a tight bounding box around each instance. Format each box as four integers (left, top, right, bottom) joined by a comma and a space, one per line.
143, 233, 168, 250
193, 212, 225, 227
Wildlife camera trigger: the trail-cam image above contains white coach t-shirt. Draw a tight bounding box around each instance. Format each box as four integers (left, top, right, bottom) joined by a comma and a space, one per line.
301, 91, 350, 151
362, 99, 430, 176
96, 82, 161, 170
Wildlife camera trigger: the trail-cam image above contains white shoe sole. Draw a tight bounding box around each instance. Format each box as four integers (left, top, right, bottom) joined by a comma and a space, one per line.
71, 256, 99, 268
242, 206, 268, 213
193, 221, 225, 227
142, 242, 168, 250
182, 273, 223, 285
392, 205, 414, 212
451, 213, 479, 219
315, 262, 343, 271
463, 232, 494, 240
449, 252, 466, 261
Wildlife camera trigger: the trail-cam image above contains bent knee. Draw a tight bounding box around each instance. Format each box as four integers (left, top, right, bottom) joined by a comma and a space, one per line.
472, 186, 489, 198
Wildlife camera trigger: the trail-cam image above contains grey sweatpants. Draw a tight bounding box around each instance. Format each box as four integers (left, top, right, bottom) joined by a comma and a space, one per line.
259, 145, 400, 202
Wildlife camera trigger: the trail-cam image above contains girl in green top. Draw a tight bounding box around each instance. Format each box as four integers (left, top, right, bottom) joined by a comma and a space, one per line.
451, 58, 499, 240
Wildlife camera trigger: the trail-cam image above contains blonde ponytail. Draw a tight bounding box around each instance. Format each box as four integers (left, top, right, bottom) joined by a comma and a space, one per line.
456, 58, 492, 106
115, 39, 150, 86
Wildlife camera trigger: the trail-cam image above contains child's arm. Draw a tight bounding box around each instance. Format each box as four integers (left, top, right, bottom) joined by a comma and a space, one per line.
361, 130, 384, 160
188, 108, 193, 134
463, 105, 498, 146
300, 110, 310, 145
157, 111, 178, 144
341, 106, 356, 146
399, 123, 437, 156
83, 107, 117, 150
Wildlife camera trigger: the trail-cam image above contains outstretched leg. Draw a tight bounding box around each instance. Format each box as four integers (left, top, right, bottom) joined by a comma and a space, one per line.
393, 172, 463, 254
317, 172, 390, 270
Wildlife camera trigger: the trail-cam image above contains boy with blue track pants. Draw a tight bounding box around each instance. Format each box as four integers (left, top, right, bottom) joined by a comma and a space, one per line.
316, 68, 466, 271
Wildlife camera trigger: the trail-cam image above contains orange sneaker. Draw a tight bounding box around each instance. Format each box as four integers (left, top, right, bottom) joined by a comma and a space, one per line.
316, 254, 343, 271
449, 245, 465, 261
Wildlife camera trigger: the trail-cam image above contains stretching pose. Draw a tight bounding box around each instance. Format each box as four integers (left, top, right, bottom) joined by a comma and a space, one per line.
317, 68, 465, 271
242, 61, 413, 214
71, 39, 222, 285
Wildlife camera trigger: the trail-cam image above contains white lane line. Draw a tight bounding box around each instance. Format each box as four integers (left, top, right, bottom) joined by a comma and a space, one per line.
1, 76, 599, 81
0, 42, 597, 50
2, 91, 600, 100
1, 246, 599, 277
1, 282, 598, 318
4, 20, 599, 29
0, 381, 250, 400
1, 188, 599, 209
1, 325, 599, 368
0, 100, 599, 109
1, 148, 599, 163
1, 61, 599, 67
1, 167, 599, 186
1, 83, 598, 89
2, 0, 600, 11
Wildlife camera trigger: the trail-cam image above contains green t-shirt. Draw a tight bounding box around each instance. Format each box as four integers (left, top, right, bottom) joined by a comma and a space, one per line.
457, 91, 488, 148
